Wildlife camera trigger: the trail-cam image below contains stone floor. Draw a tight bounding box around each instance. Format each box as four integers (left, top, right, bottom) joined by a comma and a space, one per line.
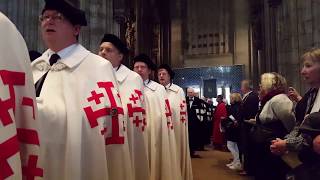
191, 149, 253, 180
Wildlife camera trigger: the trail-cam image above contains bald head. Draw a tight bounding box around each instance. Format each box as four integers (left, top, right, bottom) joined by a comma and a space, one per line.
187, 87, 195, 97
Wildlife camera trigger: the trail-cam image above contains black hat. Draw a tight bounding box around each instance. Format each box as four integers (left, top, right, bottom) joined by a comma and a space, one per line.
132, 54, 156, 70
158, 64, 175, 80
100, 34, 129, 55
300, 112, 320, 138
42, 0, 87, 26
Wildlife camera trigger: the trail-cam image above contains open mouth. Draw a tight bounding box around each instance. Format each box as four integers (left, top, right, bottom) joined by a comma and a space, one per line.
46, 29, 56, 32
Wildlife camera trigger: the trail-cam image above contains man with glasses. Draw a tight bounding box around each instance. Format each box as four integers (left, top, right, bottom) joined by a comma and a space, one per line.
32, 0, 132, 179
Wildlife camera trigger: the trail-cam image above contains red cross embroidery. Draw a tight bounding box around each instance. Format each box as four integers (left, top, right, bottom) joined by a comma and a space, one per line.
165, 99, 173, 129
0, 70, 25, 127
0, 135, 20, 179
87, 90, 104, 104
84, 82, 125, 145
142, 117, 147, 131
22, 97, 35, 120
127, 104, 146, 131
180, 116, 186, 123
101, 127, 107, 135
129, 94, 139, 104
180, 102, 185, 110
22, 155, 43, 180
17, 129, 40, 146
134, 90, 143, 100
133, 116, 142, 127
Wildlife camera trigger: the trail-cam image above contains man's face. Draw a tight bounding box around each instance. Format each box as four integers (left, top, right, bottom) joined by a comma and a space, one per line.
157, 69, 170, 86
187, 88, 194, 97
133, 62, 151, 81
40, 10, 80, 46
241, 81, 249, 94
98, 42, 123, 67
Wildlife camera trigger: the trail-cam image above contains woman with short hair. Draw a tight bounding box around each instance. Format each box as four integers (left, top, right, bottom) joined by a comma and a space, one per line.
253, 72, 295, 180
224, 93, 242, 170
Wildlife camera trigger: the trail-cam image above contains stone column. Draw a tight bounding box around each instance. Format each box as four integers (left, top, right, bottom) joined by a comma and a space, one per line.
233, 0, 250, 78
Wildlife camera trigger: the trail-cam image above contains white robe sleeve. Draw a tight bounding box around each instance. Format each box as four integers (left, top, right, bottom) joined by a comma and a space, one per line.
0, 11, 42, 180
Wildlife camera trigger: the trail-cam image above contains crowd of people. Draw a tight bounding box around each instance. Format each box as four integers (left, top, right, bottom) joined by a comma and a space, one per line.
1, 0, 320, 180
1, 0, 193, 180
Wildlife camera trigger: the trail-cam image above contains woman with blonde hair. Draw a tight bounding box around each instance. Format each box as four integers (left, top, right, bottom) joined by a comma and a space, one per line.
224, 93, 242, 170
252, 72, 295, 180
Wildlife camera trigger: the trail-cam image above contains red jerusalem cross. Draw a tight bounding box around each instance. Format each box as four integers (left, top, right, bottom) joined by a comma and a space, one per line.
87, 90, 104, 104
22, 155, 43, 180
134, 90, 143, 99
0, 135, 20, 179
84, 82, 125, 145
180, 101, 186, 110
165, 99, 173, 129
0, 70, 25, 127
180, 116, 186, 123
133, 116, 142, 127
129, 94, 139, 104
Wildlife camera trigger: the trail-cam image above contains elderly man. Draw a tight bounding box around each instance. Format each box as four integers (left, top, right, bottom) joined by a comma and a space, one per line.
157, 64, 193, 180
0, 12, 42, 180
133, 54, 177, 180
99, 34, 149, 180
32, 0, 132, 179
186, 87, 204, 158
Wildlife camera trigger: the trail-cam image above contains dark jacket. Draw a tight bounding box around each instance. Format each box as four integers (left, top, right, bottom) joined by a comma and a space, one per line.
241, 91, 259, 121
224, 102, 241, 142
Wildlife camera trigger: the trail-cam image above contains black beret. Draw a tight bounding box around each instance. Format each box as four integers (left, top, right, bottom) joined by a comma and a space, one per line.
132, 54, 156, 70
42, 0, 87, 26
158, 64, 175, 80
100, 34, 129, 55
300, 112, 320, 138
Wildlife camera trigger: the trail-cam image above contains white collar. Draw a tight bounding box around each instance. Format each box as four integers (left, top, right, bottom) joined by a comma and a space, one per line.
165, 83, 179, 93
32, 44, 89, 69
115, 65, 130, 83
311, 90, 320, 113
242, 91, 252, 100
48, 44, 78, 59
144, 80, 158, 91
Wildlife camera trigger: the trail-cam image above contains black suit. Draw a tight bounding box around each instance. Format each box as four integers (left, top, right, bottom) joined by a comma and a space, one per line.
240, 91, 259, 174
186, 96, 203, 154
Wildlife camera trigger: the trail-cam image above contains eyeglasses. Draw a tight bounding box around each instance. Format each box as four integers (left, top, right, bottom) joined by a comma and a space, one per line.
39, 13, 64, 23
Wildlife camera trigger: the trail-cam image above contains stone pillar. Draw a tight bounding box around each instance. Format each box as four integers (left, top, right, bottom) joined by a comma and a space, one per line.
233, 0, 250, 78
0, 0, 43, 52
170, 0, 184, 68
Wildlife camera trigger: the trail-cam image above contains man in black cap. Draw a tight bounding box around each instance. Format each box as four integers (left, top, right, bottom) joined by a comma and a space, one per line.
32, 1, 132, 179
99, 34, 150, 180
157, 64, 193, 180
133, 54, 180, 180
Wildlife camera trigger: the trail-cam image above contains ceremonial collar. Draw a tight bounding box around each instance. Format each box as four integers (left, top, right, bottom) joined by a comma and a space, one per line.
144, 80, 158, 91
115, 64, 130, 83
166, 83, 180, 93
32, 44, 89, 69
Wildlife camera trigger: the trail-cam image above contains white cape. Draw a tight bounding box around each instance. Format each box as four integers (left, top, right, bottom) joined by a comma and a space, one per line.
0, 12, 42, 180
144, 80, 180, 180
166, 83, 193, 180
32, 45, 132, 180
115, 65, 149, 180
